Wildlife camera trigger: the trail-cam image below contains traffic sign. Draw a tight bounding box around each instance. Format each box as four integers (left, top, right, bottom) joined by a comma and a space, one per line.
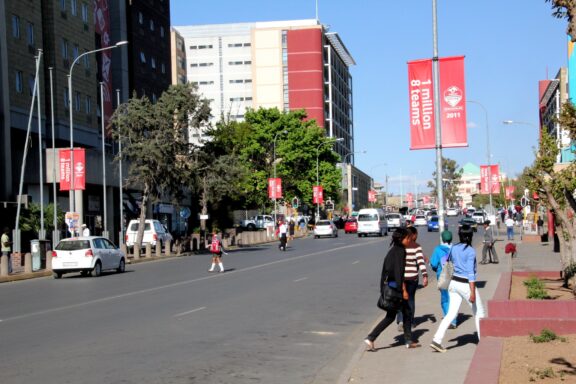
292, 197, 299, 209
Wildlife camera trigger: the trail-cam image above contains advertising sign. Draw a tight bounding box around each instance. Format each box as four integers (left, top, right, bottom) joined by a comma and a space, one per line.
368, 190, 377, 203
505, 185, 515, 200
268, 178, 282, 199
406, 192, 414, 208
59, 148, 86, 191
407, 56, 467, 150
313, 185, 324, 204
65, 212, 80, 235
480, 165, 500, 194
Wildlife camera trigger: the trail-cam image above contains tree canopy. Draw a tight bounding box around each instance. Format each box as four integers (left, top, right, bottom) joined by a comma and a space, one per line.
427, 157, 463, 207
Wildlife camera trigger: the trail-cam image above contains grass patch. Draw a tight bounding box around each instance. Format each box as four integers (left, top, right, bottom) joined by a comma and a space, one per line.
523, 276, 551, 300
529, 329, 567, 343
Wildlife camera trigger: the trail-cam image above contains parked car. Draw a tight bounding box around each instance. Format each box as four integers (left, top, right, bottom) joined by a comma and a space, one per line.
52, 236, 126, 279
427, 216, 440, 232
240, 215, 274, 231
458, 217, 478, 232
344, 219, 358, 234
446, 207, 459, 217
386, 213, 406, 231
413, 215, 428, 226
313, 220, 338, 238
125, 219, 173, 249
472, 211, 486, 224
357, 208, 388, 237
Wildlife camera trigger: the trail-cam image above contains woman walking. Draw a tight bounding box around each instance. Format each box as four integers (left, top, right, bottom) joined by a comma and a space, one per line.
430, 225, 486, 353
364, 228, 421, 351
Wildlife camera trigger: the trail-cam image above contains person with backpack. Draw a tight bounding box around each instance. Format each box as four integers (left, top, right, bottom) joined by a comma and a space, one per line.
429, 230, 458, 329
208, 230, 225, 273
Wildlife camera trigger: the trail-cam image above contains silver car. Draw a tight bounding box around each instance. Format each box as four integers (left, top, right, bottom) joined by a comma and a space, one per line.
313, 220, 339, 238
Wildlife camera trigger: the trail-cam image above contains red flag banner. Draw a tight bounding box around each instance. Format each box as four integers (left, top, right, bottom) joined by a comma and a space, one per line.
368, 190, 377, 203
505, 186, 515, 200
480, 165, 500, 194
313, 185, 324, 204
60, 148, 86, 191
407, 56, 467, 150
268, 178, 282, 199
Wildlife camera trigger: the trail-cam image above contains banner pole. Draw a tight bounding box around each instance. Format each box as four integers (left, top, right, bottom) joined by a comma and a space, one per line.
432, 0, 445, 231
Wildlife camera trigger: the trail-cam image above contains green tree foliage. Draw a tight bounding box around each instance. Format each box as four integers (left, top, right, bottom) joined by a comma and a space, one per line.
110, 83, 210, 250
19, 203, 64, 237
546, 0, 576, 41
427, 157, 463, 207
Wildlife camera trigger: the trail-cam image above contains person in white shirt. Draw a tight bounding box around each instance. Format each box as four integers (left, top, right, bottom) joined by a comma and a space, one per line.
505, 217, 514, 240
278, 221, 288, 251
82, 224, 91, 237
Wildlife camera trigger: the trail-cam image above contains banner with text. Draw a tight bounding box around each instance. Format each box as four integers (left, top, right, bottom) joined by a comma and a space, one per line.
59, 148, 86, 191
480, 165, 500, 194
268, 178, 282, 199
505, 185, 515, 200
368, 189, 377, 203
313, 185, 324, 204
407, 56, 467, 150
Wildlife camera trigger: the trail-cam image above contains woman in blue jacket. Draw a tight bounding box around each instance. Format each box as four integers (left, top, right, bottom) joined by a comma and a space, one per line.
429, 230, 457, 329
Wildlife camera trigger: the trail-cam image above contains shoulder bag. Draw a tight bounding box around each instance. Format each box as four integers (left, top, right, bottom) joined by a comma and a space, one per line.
377, 282, 403, 312
437, 249, 454, 290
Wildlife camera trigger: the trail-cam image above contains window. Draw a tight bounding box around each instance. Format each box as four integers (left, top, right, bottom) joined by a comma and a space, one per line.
160, 26, 165, 38
61, 38, 69, 59
151, 57, 156, 69
64, 87, 69, 108
228, 61, 243, 66
244, 42, 251, 47
227, 43, 243, 48
161, 63, 165, 74
149, 19, 154, 31
83, 50, 90, 69
189, 45, 197, 50
139, 51, 146, 64
26, 22, 34, 45
199, 62, 213, 67
60, 0, 67, 11
81, 3, 88, 23
196, 45, 212, 49
73, 44, 79, 60
75, 91, 81, 111
85, 95, 91, 113
15, 71, 23, 93
12, 15, 20, 38
71, 0, 77, 15
245, 79, 252, 83
28, 74, 35, 96
138, 11, 143, 25
229, 79, 243, 84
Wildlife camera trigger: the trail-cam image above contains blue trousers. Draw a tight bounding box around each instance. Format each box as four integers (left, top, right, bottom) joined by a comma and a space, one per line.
507, 226, 514, 240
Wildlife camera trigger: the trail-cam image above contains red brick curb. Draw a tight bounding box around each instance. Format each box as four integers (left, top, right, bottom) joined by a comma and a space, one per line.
464, 337, 503, 384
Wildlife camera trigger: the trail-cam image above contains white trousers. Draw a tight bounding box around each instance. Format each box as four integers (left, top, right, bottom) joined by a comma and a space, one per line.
432, 280, 486, 344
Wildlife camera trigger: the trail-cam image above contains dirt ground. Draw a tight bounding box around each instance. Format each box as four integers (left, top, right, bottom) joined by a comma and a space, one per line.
499, 276, 576, 383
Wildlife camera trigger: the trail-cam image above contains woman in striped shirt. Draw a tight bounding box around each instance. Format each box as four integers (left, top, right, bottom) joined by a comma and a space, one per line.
396, 226, 428, 330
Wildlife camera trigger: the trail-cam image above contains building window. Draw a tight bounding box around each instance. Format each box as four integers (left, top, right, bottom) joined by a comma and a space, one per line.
161, 63, 166, 74
152, 93, 157, 103
196, 45, 212, 49
243, 42, 251, 47
12, 15, 20, 38
26, 22, 34, 46
61, 39, 69, 59
71, 0, 77, 16
138, 11, 143, 25
245, 79, 252, 83
73, 44, 79, 60
227, 43, 243, 48
60, 0, 66, 11
151, 57, 156, 69
81, 3, 88, 23
15, 71, 23, 93
64, 87, 69, 108
228, 61, 243, 65
149, 19, 154, 31
160, 26, 165, 38
139, 51, 146, 64
28, 74, 35, 96
75, 91, 81, 111
85, 95, 91, 113
83, 50, 90, 69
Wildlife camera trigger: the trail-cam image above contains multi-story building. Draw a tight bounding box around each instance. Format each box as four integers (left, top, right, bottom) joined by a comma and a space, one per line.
174, 19, 355, 159
170, 27, 187, 85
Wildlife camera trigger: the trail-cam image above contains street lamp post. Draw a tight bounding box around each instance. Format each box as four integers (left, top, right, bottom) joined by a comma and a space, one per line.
316, 138, 344, 220
67, 41, 128, 225
273, 130, 288, 226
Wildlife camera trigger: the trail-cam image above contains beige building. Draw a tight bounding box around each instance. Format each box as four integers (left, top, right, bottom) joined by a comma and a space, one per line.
170, 27, 187, 85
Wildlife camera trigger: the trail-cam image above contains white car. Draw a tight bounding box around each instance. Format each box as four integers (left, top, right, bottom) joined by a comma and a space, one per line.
472, 211, 486, 224
313, 220, 338, 238
413, 215, 428, 226
125, 219, 173, 249
386, 213, 406, 230
446, 208, 458, 216
52, 237, 126, 279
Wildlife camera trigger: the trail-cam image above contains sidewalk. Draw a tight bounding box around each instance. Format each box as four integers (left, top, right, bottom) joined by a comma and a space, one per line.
339, 232, 561, 384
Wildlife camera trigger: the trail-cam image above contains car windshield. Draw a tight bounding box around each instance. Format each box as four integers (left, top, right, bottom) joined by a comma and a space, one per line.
416, 215, 425, 219
430, 217, 439, 222
358, 214, 378, 221
56, 240, 91, 251
347, 219, 357, 223
316, 221, 331, 226
129, 222, 151, 231
388, 214, 400, 219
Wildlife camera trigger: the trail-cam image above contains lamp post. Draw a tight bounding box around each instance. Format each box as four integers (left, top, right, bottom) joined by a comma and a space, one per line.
67, 41, 128, 220
316, 138, 344, 220
117, 89, 124, 245
273, 130, 288, 225
469, 100, 495, 237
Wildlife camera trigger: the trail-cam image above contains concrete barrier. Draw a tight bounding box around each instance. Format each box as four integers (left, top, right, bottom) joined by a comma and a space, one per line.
165, 240, 171, 256
45, 250, 52, 270
134, 247, 141, 260
0, 253, 8, 276
24, 253, 32, 273
155, 242, 162, 257
145, 243, 152, 258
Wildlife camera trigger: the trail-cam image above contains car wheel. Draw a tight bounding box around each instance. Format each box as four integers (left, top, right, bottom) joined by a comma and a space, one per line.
53, 271, 62, 279
80, 270, 90, 277
334, 232, 338, 238
247, 224, 256, 231
117, 258, 126, 273
314, 235, 319, 239
91, 261, 102, 277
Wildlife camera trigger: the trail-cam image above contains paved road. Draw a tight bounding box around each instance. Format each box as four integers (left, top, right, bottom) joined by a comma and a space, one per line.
0, 220, 465, 384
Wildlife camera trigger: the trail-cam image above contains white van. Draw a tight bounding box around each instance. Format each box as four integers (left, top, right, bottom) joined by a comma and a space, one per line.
357, 208, 388, 237
125, 219, 173, 249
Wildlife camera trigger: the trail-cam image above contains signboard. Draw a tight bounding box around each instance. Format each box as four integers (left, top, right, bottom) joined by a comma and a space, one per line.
368, 189, 377, 203
268, 178, 282, 199
313, 185, 324, 204
59, 148, 86, 191
505, 185, 515, 200
480, 165, 500, 194
180, 207, 191, 219
407, 56, 467, 150
65, 212, 80, 235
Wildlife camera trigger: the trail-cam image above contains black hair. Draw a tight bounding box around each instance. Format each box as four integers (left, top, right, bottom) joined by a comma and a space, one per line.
407, 226, 418, 236
458, 224, 474, 248
390, 227, 409, 247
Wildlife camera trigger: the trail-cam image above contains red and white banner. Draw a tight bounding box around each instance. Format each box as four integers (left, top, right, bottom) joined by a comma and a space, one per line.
505, 186, 515, 200
268, 178, 282, 199
480, 165, 500, 194
407, 56, 467, 150
406, 192, 413, 208
59, 148, 86, 191
368, 189, 377, 203
313, 185, 324, 204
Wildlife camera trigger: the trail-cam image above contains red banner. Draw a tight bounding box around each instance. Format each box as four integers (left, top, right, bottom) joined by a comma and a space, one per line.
423, 195, 430, 204
505, 185, 515, 200
268, 178, 282, 199
368, 189, 377, 203
480, 165, 500, 194
407, 56, 467, 150
313, 185, 323, 204
60, 148, 86, 191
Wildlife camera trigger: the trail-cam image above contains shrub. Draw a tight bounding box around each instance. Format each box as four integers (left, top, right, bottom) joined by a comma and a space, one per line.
529, 328, 567, 343
523, 276, 550, 300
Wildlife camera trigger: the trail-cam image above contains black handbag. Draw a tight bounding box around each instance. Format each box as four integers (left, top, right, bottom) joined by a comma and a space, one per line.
377, 283, 403, 311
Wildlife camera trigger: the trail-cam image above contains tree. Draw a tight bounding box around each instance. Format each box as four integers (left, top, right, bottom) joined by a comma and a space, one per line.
546, 0, 576, 41
110, 83, 211, 252
427, 157, 463, 207
19, 203, 64, 238
523, 102, 576, 270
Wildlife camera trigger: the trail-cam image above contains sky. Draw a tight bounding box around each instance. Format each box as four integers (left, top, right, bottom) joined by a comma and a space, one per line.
170, 0, 568, 195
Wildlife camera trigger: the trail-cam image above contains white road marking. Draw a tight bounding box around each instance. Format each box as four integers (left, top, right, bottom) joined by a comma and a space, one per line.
293, 277, 308, 282
352, 260, 360, 265
1, 239, 381, 323
305, 331, 338, 336
174, 306, 206, 318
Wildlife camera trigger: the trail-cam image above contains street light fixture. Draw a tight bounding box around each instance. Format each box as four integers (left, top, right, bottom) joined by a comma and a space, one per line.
67, 40, 128, 224
316, 137, 344, 220
273, 130, 288, 225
